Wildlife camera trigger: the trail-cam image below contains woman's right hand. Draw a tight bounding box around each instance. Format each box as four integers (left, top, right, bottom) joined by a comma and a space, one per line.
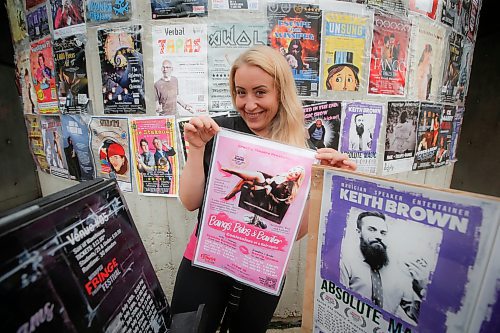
184, 115, 220, 149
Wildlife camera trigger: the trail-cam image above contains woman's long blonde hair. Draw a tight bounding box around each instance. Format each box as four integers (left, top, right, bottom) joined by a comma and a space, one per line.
229, 45, 306, 148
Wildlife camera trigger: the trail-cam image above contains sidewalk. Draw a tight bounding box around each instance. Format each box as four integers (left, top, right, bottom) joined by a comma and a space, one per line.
268, 328, 301, 332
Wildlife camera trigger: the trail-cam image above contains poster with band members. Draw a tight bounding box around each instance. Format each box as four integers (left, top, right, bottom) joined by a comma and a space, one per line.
86, 0, 131, 23
440, 31, 463, 103
194, 129, 316, 295
408, 16, 446, 102
98, 25, 146, 114
16, 49, 39, 114
449, 106, 464, 162
368, 11, 411, 97
320, 10, 370, 98
413, 102, 443, 170
408, 0, 439, 20
152, 24, 208, 117
383, 101, 419, 175
268, 2, 322, 97
312, 167, 500, 333
30, 37, 59, 114
6, 0, 28, 43
61, 114, 95, 181
151, 0, 207, 19
303, 100, 342, 151
89, 116, 133, 192
208, 23, 267, 113
129, 117, 179, 197
340, 102, 383, 175
49, 0, 85, 33
24, 114, 50, 173
367, 0, 406, 14
211, 0, 259, 10
0, 179, 171, 333
40, 115, 70, 178
27, 5, 50, 41
433, 104, 455, 168
53, 33, 89, 113
441, 0, 461, 28
456, 40, 473, 105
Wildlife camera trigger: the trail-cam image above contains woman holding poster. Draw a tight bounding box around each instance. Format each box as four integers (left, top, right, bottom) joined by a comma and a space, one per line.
170, 45, 356, 332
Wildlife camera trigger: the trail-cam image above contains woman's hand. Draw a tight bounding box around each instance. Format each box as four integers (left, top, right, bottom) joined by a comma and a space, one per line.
183, 115, 220, 149
315, 148, 357, 171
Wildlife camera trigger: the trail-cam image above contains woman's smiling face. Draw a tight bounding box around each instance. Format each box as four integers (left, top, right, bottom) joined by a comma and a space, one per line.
234, 64, 280, 138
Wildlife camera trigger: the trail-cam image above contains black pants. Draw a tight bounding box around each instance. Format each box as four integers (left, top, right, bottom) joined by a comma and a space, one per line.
170, 257, 282, 333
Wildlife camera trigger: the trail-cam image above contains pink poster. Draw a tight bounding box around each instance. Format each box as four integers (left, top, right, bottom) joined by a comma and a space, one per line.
194, 129, 316, 294
30, 36, 59, 114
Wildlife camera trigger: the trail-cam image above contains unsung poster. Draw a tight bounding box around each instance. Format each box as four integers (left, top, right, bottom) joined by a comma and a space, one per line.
0, 180, 171, 332
15, 49, 38, 114
413, 102, 443, 170
30, 37, 59, 114
208, 23, 267, 113
129, 117, 179, 196
53, 33, 89, 113
440, 31, 463, 103
303, 100, 342, 151
89, 116, 133, 192
340, 101, 383, 174
49, 0, 85, 32
313, 168, 500, 333
194, 130, 316, 295
368, 11, 411, 96
383, 101, 419, 175
61, 114, 95, 181
151, 0, 207, 19
152, 24, 208, 116
86, 0, 132, 23
268, 2, 321, 97
6, 0, 28, 43
40, 115, 70, 178
408, 16, 446, 102
24, 114, 50, 173
27, 5, 50, 41
320, 10, 370, 98
98, 25, 146, 114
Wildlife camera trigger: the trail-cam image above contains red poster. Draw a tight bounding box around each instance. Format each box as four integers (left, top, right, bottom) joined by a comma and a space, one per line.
368, 12, 411, 96
30, 37, 59, 113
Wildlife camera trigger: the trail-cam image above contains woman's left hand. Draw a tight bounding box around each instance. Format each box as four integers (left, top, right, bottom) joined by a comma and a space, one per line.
315, 148, 357, 171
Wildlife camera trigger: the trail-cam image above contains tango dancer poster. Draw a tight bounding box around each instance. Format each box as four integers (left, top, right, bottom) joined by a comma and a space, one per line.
368, 11, 411, 97
89, 116, 132, 192
308, 167, 500, 333
268, 2, 321, 97
98, 25, 146, 114
194, 130, 316, 294
129, 117, 179, 197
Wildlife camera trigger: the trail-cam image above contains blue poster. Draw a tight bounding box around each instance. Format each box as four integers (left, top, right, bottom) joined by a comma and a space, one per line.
61, 114, 95, 181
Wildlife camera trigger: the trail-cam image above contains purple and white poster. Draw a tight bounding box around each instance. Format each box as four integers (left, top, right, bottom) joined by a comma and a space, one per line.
313, 169, 500, 333
340, 102, 383, 174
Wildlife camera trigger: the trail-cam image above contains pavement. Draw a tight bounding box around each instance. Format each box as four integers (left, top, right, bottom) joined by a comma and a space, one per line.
267, 329, 301, 332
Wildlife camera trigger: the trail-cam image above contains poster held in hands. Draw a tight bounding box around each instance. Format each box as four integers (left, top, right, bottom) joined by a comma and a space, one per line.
194, 129, 316, 295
